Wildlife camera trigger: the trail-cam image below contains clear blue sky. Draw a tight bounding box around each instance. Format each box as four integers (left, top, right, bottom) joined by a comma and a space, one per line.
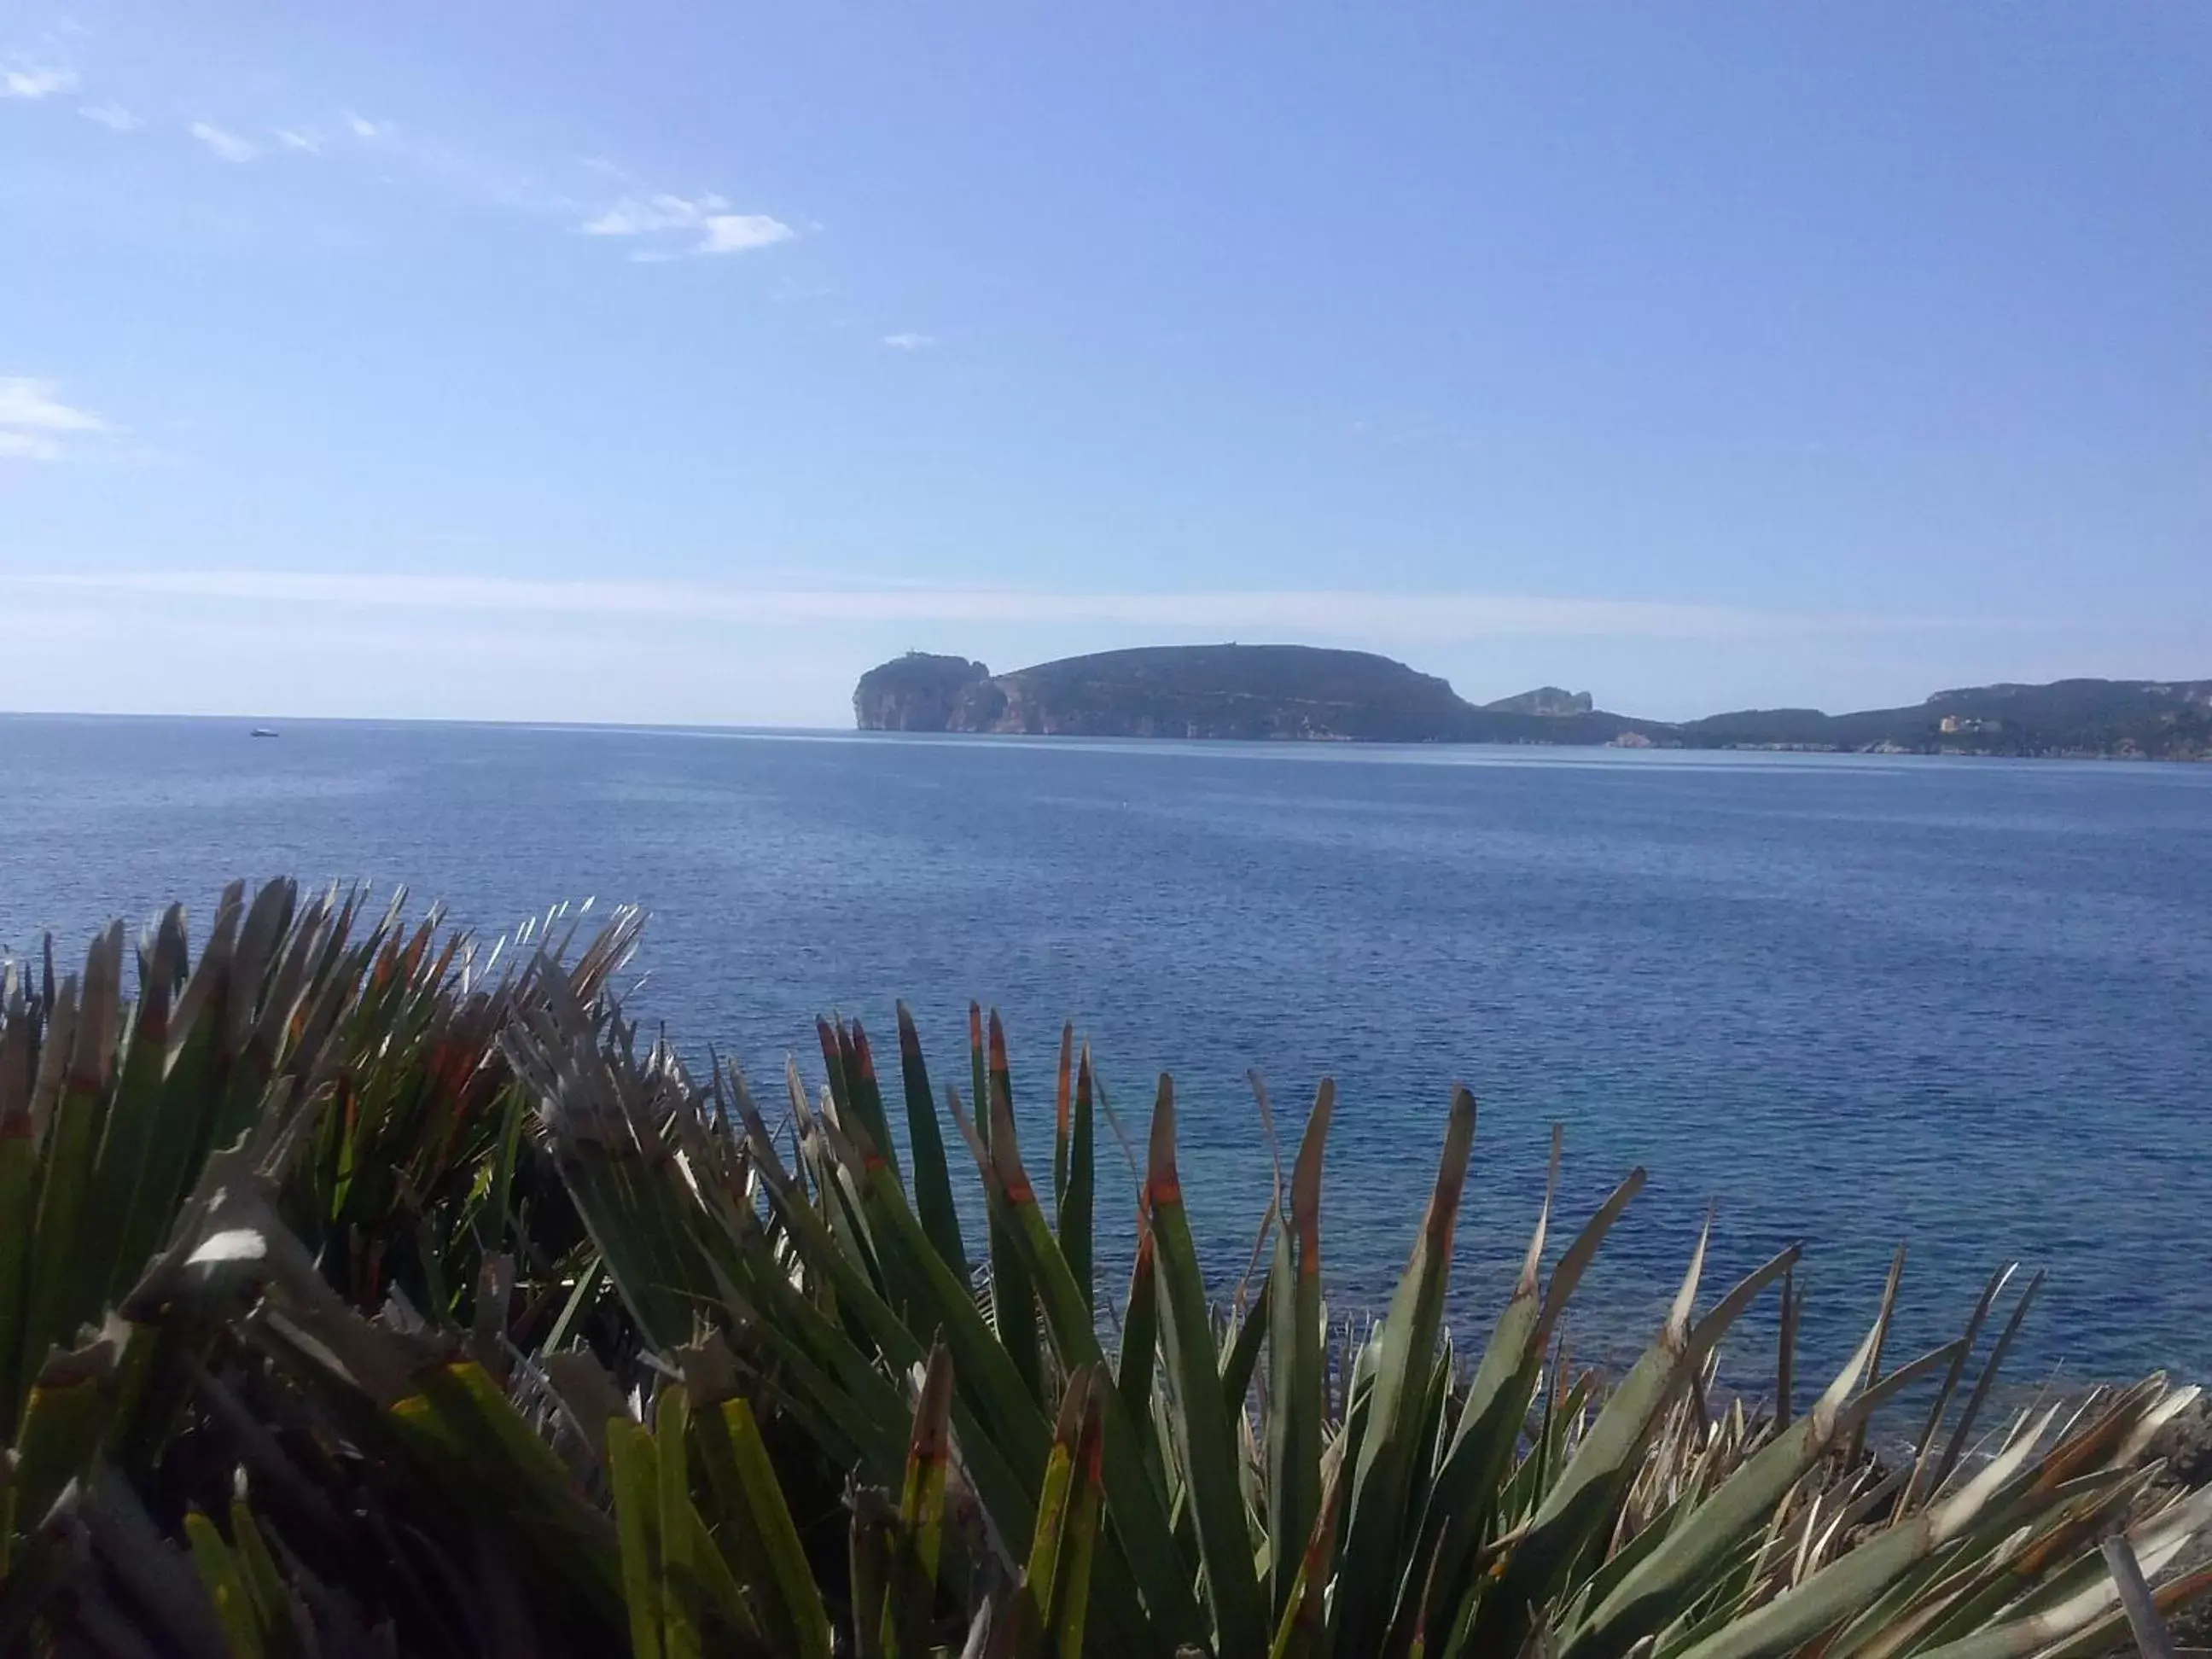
4, 3, 2206, 725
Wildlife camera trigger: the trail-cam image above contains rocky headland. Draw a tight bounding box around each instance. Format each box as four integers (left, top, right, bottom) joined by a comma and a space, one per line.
853, 645, 2212, 759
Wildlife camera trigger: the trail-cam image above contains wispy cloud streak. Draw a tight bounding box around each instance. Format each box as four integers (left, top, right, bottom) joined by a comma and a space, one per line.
0, 378, 113, 462
2, 571, 1965, 642
1, 63, 76, 100
188, 120, 258, 162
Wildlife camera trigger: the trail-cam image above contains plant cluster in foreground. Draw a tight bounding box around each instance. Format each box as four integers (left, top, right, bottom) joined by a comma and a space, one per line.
1, 878, 2207, 1657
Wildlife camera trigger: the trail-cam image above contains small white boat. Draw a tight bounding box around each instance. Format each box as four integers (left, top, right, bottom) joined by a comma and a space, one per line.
249, 726, 280, 738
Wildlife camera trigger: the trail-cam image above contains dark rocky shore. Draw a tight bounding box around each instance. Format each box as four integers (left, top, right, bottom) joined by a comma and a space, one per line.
854, 644, 2212, 759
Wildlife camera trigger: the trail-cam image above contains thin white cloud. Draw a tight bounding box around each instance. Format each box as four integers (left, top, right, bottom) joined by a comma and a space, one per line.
697, 213, 792, 254
882, 332, 938, 352
0, 377, 113, 463
273, 127, 323, 154
0, 377, 111, 434
0, 432, 65, 463
0, 571, 1966, 643
189, 120, 258, 163
78, 101, 141, 131
581, 192, 794, 257
1, 63, 77, 100
345, 112, 380, 139
581, 192, 722, 236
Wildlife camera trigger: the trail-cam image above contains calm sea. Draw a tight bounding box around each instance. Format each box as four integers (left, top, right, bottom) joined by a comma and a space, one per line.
4, 714, 2208, 1387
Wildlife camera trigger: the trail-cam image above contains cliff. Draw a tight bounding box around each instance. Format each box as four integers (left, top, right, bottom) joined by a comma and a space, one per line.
854, 649, 2212, 758
854, 645, 1657, 743
852, 653, 996, 731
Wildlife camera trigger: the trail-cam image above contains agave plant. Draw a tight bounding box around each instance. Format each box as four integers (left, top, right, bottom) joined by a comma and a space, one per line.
0, 880, 642, 1648
2, 883, 2208, 1659
509, 985, 2212, 1659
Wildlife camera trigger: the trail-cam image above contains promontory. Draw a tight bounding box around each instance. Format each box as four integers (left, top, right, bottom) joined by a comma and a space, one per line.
853, 644, 2212, 759
853, 644, 1648, 743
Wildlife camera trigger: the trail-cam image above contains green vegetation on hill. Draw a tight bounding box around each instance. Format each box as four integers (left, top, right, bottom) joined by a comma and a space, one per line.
855, 644, 1662, 744
856, 646, 2212, 759
4, 881, 2209, 1656
852, 651, 995, 731
1684, 678, 2212, 759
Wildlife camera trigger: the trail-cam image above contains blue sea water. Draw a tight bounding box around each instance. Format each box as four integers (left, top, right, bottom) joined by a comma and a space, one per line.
3, 714, 2208, 1388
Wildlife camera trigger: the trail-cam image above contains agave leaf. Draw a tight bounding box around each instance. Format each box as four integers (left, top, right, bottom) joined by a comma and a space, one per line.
1050, 1369, 1112, 1659
1668, 1404, 2064, 1659
1406, 1124, 1563, 1651
981, 1011, 1043, 1403
1927, 1272, 2044, 1499
1267, 1456, 1347, 1659
1562, 1332, 1966, 1659
80, 906, 189, 1318
1220, 1273, 1270, 1420
1331, 1085, 1478, 1659
1904, 1487, 2212, 1659
759, 1088, 1170, 1657
949, 1064, 1202, 1646
1774, 1265, 1800, 1430
1266, 1080, 1330, 1622
841, 1017, 904, 1184
853, 1498, 894, 1659
609, 1414, 667, 1659
691, 1390, 806, 1656
224, 1500, 302, 1659
1878, 1473, 2151, 1659
1025, 1366, 1092, 1619
1052, 1023, 1074, 1211
1482, 1220, 1802, 1652
736, 1090, 1006, 1491
1119, 1226, 1161, 1440
895, 1003, 969, 1284
1148, 1074, 1269, 1657
1819, 1383, 2186, 1659
718, 1396, 835, 1659
1840, 1244, 1906, 1473
184, 1508, 269, 1659
1534, 1166, 1648, 1357
391, 1359, 626, 1622
884, 1342, 957, 1659
1893, 1273, 2017, 1522
11, 1318, 153, 1535
657, 1386, 704, 1659
1062, 1043, 1097, 1316
0, 976, 37, 1437
16, 929, 119, 1407
683, 1502, 765, 1649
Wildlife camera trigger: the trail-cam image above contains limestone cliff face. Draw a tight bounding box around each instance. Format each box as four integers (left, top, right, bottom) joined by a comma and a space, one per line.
858, 644, 1532, 741
852, 653, 994, 731
853, 650, 2212, 757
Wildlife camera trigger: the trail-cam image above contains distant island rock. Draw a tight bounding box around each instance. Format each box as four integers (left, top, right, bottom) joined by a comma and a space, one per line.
851, 653, 998, 731
854, 644, 1661, 743
854, 646, 2212, 760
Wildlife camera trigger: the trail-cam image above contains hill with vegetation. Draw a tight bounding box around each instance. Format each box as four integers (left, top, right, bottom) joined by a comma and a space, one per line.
856, 647, 2212, 759
854, 643, 1661, 743
1681, 677, 2212, 758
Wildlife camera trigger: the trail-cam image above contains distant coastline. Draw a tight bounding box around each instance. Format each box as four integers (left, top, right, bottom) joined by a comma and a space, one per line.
854, 644, 2212, 760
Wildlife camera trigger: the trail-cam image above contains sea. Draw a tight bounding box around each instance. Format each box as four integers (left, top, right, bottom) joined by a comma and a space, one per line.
3, 713, 2208, 1392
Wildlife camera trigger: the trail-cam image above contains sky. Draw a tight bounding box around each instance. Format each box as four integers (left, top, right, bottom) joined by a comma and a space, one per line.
3, 3, 2207, 726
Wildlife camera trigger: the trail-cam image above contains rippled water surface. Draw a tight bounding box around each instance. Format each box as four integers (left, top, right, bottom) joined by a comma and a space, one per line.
4, 715, 2208, 1382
